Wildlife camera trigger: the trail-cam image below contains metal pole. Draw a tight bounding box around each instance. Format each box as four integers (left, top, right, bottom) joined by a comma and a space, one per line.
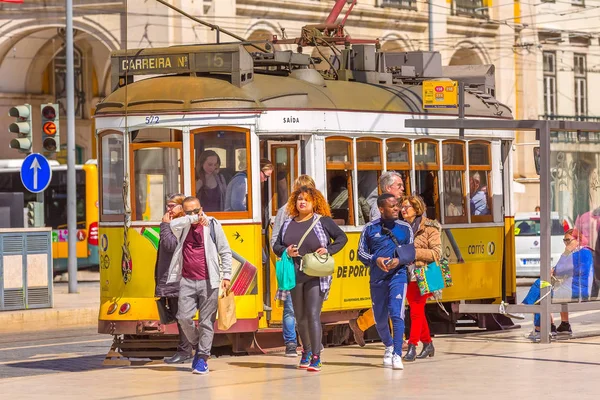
539, 122, 551, 343
458, 81, 465, 138
66, 0, 78, 293
428, 0, 433, 51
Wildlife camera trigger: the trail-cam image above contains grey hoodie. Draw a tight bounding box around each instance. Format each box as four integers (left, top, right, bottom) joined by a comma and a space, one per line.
166, 214, 232, 290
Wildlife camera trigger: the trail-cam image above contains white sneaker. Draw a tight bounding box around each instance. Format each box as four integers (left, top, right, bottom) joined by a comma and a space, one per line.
383, 345, 394, 366
392, 353, 404, 370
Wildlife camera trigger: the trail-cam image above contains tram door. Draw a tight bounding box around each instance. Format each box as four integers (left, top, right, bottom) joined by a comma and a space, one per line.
262, 140, 301, 323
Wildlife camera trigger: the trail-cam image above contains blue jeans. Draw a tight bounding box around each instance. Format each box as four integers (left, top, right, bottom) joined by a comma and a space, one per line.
522, 278, 545, 328
282, 296, 297, 344
370, 269, 408, 356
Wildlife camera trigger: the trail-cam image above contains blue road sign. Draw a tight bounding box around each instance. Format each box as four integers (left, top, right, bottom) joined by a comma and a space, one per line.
21, 153, 52, 193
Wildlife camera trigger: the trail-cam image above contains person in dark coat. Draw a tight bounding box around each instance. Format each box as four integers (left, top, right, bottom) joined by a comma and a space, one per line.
154, 193, 194, 364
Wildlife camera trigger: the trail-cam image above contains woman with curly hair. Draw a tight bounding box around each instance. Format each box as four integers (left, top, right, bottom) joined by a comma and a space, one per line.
273, 186, 348, 372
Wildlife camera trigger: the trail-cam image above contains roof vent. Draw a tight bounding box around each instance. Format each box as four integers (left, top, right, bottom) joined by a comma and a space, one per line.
290, 69, 326, 87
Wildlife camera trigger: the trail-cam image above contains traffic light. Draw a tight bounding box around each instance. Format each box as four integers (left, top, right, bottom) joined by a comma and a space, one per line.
40, 103, 60, 154
26, 201, 44, 228
8, 104, 32, 153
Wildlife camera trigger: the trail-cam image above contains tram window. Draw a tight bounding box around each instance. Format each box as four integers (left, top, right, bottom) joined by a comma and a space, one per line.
192, 129, 251, 217
100, 133, 125, 220
442, 141, 466, 223
469, 142, 492, 220
327, 170, 355, 225
270, 146, 297, 215
326, 139, 351, 165
386, 139, 412, 197
132, 145, 182, 221
356, 138, 383, 224
416, 170, 438, 220
414, 140, 439, 221
326, 137, 355, 225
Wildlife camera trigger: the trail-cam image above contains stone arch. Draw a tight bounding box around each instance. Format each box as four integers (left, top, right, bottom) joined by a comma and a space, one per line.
449, 42, 490, 65
0, 19, 117, 94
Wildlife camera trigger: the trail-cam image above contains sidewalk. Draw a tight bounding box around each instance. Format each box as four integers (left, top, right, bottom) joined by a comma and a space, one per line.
0, 280, 99, 334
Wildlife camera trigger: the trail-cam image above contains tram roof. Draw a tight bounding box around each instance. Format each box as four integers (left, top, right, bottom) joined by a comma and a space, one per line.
95, 73, 513, 119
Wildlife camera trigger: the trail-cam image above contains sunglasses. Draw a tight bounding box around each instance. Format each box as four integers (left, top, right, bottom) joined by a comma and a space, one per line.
563, 238, 574, 244
184, 208, 201, 215
166, 203, 178, 209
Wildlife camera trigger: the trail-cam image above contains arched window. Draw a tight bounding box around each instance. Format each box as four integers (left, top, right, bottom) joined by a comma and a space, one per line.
54, 46, 85, 118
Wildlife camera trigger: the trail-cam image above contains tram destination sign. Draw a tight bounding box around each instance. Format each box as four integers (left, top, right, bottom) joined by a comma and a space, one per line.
118, 54, 190, 74
422, 80, 458, 109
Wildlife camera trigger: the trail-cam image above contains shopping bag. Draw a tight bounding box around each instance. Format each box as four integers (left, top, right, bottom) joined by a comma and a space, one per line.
414, 261, 445, 296
276, 250, 296, 290
217, 289, 237, 331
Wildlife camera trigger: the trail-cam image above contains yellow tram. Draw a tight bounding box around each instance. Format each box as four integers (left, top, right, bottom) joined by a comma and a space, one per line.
95, 42, 516, 358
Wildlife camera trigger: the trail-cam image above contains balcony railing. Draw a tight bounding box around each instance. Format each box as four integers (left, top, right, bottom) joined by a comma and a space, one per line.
380, 0, 417, 10
451, 0, 488, 18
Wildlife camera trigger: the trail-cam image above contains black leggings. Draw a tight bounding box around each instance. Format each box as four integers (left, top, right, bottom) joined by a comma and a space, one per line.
291, 278, 325, 356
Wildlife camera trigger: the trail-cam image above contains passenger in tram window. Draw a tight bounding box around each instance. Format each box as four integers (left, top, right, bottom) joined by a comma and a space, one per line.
469, 172, 490, 216
224, 157, 273, 212
270, 174, 316, 358
195, 150, 227, 212
357, 193, 415, 370
272, 186, 348, 372
166, 196, 232, 375
399, 195, 441, 362
349, 171, 407, 349
154, 193, 194, 365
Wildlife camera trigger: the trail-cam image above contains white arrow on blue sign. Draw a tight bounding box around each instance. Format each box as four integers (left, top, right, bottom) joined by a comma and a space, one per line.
20, 153, 52, 193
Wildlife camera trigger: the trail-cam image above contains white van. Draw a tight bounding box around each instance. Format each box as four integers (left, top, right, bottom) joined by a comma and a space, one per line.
515, 212, 566, 277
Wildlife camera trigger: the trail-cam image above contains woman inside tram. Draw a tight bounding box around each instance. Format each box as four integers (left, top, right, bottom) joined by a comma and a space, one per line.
400, 195, 441, 361
195, 150, 227, 212
273, 186, 348, 372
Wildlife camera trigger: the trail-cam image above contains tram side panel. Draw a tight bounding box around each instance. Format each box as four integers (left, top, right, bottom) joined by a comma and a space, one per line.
98, 224, 264, 334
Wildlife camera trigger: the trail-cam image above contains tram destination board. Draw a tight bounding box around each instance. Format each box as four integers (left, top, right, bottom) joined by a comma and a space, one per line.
118, 54, 190, 74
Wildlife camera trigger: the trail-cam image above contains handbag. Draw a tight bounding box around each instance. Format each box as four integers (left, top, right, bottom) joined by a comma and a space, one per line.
414, 257, 452, 296
276, 250, 296, 290
297, 216, 335, 277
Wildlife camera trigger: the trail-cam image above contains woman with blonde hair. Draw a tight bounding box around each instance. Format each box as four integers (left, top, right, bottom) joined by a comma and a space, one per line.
399, 195, 441, 361
273, 186, 348, 371
154, 193, 194, 364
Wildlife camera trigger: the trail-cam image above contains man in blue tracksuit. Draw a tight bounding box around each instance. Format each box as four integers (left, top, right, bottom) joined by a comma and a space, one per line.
358, 193, 415, 370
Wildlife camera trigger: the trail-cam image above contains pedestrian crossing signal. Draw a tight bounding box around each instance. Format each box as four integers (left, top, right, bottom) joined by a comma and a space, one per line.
41, 103, 60, 154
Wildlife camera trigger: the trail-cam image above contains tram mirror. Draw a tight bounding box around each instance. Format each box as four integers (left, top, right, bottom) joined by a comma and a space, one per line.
533, 146, 540, 175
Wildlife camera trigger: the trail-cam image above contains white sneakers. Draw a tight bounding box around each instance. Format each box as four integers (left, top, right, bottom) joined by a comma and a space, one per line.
383, 346, 404, 369
392, 353, 404, 370
383, 345, 394, 366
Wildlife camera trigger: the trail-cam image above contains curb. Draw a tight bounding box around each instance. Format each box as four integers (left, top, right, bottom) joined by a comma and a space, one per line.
0, 307, 98, 334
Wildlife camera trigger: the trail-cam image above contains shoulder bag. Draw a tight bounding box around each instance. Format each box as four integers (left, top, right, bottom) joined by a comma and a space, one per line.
414, 257, 452, 296
298, 216, 335, 277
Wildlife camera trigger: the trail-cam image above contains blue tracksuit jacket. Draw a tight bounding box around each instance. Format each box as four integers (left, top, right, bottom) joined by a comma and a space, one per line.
357, 218, 416, 283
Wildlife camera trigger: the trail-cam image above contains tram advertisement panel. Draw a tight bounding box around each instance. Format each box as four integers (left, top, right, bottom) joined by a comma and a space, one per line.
322, 226, 504, 311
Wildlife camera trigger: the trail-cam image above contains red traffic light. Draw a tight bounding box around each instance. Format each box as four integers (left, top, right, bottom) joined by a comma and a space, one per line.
42, 105, 56, 120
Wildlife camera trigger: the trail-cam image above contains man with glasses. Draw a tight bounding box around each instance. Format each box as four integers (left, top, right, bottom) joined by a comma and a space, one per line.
350, 171, 407, 347
166, 196, 232, 375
